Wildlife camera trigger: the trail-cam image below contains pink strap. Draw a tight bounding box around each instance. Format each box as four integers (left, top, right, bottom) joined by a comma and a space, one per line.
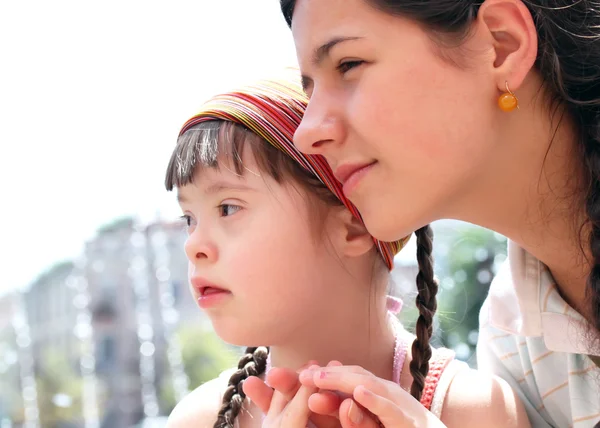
386, 295, 403, 314
419, 348, 455, 410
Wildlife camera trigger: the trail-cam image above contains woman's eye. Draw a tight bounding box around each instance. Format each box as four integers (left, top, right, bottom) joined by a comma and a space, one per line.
337, 60, 364, 74
219, 204, 242, 217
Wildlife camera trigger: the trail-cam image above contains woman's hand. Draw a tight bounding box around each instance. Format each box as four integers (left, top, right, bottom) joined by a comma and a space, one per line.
243, 363, 341, 427
245, 361, 416, 427
300, 365, 448, 427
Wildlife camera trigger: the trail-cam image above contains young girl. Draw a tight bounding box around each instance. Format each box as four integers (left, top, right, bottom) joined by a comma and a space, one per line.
279, 0, 600, 426
163, 76, 528, 427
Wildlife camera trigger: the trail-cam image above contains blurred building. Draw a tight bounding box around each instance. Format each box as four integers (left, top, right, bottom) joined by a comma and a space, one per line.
13, 217, 204, 428
0, 293, 21, 422
24, 262, 79, 373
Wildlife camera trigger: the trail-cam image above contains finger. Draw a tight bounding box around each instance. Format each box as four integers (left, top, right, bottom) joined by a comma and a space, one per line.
339, 398, 382, 428
281, 384, 317, 423
353, 385, 415, 427
327, 360, 343, 367
300, 365, 370, 386
308, 390, 342, 417
267, 389, 291, 417
304, 369, 391, 398
242, 376, 273, 414
267, 367, 301, 401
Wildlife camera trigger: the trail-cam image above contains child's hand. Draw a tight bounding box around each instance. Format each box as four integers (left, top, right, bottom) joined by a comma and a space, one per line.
300, 365, 448, 428
244, 364, 340, 427
261, 380, 318, 427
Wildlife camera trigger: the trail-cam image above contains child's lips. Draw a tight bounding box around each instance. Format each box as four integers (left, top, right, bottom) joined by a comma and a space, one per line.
190, 277, 231, 309
190, 276, 231, 298
199, 286, 228, 296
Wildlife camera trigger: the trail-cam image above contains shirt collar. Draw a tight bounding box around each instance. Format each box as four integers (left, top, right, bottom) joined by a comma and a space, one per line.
487, 240, 600, 356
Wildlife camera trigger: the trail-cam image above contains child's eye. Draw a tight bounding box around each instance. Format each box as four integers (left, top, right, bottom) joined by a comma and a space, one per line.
219, 204, 241, 217
179, 215, 195, 232
337, 60, 364, 75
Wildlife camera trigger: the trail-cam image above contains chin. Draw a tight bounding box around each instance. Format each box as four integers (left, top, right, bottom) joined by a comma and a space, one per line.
210, 321, 271, 348
361, 209, 417, 243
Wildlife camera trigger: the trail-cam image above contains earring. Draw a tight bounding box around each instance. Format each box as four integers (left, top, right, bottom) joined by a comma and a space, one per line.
498, 81, 519, 112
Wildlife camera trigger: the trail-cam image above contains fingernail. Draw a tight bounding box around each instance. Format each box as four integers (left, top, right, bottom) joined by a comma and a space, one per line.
348, 400, 364, 424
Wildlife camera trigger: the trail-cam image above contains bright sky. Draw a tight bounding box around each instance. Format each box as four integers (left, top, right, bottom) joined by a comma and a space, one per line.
0, 0, 299, 293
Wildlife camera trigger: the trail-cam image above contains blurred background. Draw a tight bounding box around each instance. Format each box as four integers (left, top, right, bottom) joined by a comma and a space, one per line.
0, 1, 508, 427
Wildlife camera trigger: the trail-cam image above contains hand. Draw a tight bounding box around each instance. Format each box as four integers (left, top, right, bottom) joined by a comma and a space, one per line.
244, 361, 390, 428
262, 381, 317, 427
243, 361, 320, 416
244, 362, 340, 427
300, 365, 448, 427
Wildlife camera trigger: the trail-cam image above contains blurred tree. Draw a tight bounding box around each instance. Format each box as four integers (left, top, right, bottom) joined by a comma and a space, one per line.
396, 224, 507, 366
0, 341, 23, 424
159, 327, 237, 414
35, 348, 83, 428
437, 227, 507, 365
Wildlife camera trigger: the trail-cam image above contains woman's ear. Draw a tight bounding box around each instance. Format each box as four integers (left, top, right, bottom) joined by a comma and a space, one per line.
478, 0, 538, 91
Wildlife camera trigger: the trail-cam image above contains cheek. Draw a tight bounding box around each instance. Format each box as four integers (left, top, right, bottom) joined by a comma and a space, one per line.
223, 210, 318, 286
350, 58, 493, 168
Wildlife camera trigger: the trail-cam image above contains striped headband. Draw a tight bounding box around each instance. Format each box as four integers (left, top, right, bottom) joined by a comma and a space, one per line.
179, 74, 409, 270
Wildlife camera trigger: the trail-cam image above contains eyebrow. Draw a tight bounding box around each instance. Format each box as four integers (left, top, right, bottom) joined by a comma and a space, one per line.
176, 182, 254, 203
301, 36, 364, 92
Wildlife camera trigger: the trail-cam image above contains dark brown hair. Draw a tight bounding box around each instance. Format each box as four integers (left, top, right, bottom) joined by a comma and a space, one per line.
166, 120, 337, 203
281, 0, 600, 409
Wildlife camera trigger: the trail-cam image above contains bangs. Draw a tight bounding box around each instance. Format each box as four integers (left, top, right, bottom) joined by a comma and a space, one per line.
165, 121, 288, 191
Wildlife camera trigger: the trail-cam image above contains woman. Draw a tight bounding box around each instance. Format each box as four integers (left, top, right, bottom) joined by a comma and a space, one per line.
270, 0, 600, 426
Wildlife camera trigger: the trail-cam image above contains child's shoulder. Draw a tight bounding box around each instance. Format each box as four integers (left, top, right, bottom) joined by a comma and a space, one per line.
167, 368, 236, 428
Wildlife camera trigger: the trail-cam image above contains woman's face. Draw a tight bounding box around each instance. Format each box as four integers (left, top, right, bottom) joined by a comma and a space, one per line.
291, 0, 501, 241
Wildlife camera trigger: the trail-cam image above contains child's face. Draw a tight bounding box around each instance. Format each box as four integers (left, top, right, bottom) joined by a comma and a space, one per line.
177, 149, 344, 346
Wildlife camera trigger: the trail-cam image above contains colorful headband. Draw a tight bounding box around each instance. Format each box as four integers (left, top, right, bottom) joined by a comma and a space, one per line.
179, 73, 410, 269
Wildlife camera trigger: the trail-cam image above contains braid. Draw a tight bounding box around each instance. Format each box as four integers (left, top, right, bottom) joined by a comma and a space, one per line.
213, 346, 269, 428
409, 225, 438, 401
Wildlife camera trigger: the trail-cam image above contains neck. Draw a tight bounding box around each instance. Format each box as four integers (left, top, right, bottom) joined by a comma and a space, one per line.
451, 83, 590, 315
269, 292, 397, 381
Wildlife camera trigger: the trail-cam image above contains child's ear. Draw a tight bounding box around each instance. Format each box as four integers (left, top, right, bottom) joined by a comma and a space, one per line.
329, 206, 375, 258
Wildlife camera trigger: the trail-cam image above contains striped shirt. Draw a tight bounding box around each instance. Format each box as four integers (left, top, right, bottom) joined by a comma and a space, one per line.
477, 241, 600, 427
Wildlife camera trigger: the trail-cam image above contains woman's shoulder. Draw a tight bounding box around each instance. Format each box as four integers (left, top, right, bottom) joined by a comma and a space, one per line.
167, 368, 236, 428
440, 366, 531, 428
398, 330, 529, 427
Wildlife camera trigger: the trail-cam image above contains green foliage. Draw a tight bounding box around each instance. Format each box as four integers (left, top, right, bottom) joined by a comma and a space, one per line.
160, 326, 238, 414
397, 225, 507, 366
35, 348, 84, 428
437, 227, 507, 365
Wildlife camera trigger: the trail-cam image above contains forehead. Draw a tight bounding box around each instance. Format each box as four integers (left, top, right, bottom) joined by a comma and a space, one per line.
291, 0, 406, 67
177, 148, 263, 194
292, 0, 361, 49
